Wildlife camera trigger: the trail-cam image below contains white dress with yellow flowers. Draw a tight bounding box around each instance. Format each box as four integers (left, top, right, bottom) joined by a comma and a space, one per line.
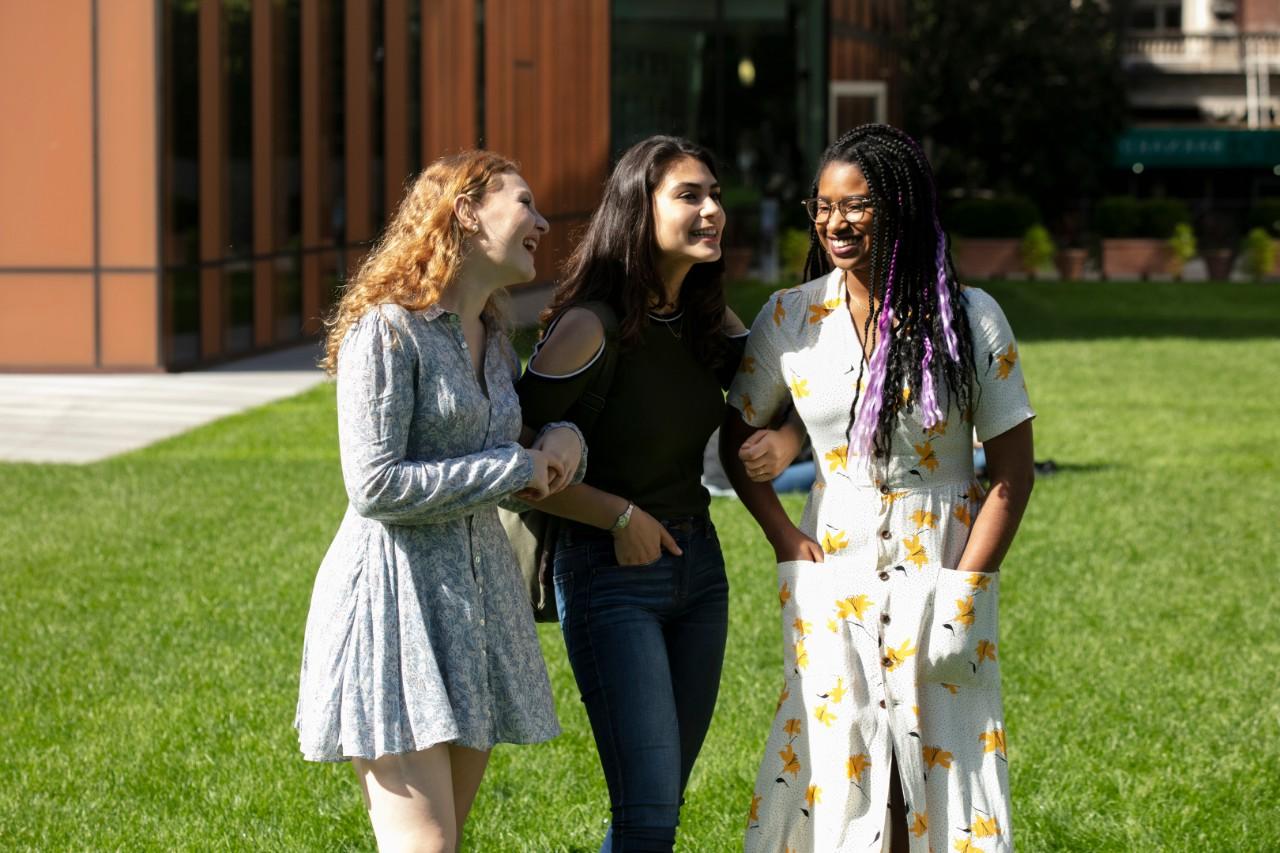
729, 269, 1034, 853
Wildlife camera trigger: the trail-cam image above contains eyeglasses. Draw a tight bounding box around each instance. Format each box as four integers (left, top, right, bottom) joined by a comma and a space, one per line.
801, 195, 872, 224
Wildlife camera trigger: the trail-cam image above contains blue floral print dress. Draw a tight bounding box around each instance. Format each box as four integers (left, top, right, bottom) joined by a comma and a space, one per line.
295, 304, 583, 762
729, 270, 1034, 852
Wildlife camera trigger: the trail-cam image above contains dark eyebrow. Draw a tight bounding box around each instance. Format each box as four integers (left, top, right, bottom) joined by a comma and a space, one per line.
672, 181, 719, 192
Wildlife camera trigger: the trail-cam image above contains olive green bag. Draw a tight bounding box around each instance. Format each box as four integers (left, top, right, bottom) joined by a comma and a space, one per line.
500, 302, 618, 622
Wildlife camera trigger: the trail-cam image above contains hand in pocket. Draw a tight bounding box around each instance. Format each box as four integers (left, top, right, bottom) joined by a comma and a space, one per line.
922, 569, 1001, 688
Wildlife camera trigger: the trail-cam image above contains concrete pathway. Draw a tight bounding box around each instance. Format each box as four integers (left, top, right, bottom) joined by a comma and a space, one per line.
0, 343, 328, 464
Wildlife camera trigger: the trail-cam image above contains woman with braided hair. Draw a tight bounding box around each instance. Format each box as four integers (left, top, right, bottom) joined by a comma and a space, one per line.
722, 124, 1035, 852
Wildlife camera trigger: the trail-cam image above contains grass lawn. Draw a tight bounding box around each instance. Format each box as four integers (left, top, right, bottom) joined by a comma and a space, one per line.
1, 281, 1278, 851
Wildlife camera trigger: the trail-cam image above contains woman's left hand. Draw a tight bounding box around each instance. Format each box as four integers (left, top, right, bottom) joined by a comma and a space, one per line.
532, 426, 582, 494
739, 428, 802, 482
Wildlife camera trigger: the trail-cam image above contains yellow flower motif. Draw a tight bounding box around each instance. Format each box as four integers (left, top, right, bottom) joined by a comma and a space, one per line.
902, 534, 929, 569
972, 815, 1001, 838
953, 838, 983, 853
912, 704, 920, 718
775, 684, 790, 714
825, 677, 846, 704
925, 419, 948, 438
783, 717, 803, 737
846, 753, 871, 781
808, 298, 840, 324
835, 594, 872, 621
793, 638, 809, 670
779, 581, 791, 607
772, 296, 787, 326
911, 509, 938, 529
881, 489, 907, 508
901, 385, 912, 402
909, 812, 928, 837
923, 745, 954, 770
792, 617, 813, 634
741, 393, 756, 423
778, 742, 801, 777
913, 440, 940, 472
953, 596, 976, 628
821, 529, 849, 554
995, 343, 1018, 379
748, 793, 762, 824
813, 703, 837, 727
805, 784, 822, 808
953, 504, 973, 527
884, 639, 917, 671
979, 728, 1007, 756
790, 376, 811, 399
941, 683, 960, 694
976, 639, 998, 663
826, 618, 839, 633
966, 572, 992, 590
739, 355, 756, 374
824, 444, 849, 472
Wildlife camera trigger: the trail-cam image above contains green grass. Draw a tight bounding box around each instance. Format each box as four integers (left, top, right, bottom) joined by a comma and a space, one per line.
2, 281, 1278, 850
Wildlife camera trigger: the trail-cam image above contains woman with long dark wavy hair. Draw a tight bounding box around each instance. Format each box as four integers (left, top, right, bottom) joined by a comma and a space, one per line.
722, 124, 1035, 852
515, 135, 749, 851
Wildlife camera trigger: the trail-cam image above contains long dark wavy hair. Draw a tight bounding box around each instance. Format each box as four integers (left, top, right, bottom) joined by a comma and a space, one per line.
540, 136, 731, 368
801, 124, 976, 458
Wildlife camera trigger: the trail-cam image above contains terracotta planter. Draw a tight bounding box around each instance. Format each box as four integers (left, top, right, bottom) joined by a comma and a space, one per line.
950, 239, 1020, 280
1203, 248, 1234, 281
1054, 248, 1087, 281
723, 247, 752, 280
1100, 239, 1172, 280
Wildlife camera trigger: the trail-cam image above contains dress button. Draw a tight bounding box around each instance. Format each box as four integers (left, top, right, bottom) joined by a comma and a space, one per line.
880, 613, 891, 624
878, 484, 890, 495
877, 571, 890, 581
881, 657, 893, 668
880, 529, 892, 540
878, 699, 886, 709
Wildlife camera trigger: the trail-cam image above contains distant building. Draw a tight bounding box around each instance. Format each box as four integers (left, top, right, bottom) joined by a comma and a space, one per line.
0, 0, 899, 372
1113, 0, 1280, 212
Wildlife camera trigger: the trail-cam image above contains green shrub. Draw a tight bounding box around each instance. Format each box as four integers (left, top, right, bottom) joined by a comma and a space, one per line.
1247, 199, 1280, 237
1020, 224, 1056, 275
779, 227, 812, 284
1242, 227, 1277, 280
1167, 223, 1197, 277
943, 196, 1040, 238
1094, 197, 1191, 239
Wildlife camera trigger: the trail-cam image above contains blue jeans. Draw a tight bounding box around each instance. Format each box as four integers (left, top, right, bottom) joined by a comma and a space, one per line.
553, 516, 730, 853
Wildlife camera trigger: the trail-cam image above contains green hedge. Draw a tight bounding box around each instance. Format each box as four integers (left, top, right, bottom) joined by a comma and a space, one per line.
943, 196, 1041, 238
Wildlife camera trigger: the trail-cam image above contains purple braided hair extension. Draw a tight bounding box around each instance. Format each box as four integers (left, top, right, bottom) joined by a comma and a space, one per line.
933, 216, 960, 362
918, 337, 944, 429
850, 238, 899, 455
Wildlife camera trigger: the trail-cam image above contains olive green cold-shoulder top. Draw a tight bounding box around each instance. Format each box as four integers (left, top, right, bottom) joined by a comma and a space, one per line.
516, 304, 747, 520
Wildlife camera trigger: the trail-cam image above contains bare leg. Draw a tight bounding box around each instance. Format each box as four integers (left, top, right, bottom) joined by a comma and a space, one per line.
886, 755, 909, 853
353, 746, 458, 853
448, 744, 491, 850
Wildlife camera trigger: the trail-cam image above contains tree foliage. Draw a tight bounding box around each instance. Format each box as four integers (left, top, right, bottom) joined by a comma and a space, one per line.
901, 0, 1129, 224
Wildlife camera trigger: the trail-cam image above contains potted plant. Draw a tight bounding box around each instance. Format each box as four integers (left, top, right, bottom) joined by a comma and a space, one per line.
1019, 225, 1056, 279
1199, 210, 1238, 281
1242, 227, 1277, 281
1166, 223, 1197, 280
1096, 197, 1188, 280
943, 196, 1040, 280
1247, 199, 1280, 277
1052, 211, 1088, 281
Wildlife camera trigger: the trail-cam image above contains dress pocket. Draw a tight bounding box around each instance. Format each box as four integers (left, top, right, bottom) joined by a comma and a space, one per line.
921, 568, 1001, 688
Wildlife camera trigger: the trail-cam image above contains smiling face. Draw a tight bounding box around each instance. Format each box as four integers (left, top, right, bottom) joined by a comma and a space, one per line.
650, 155, 725, 274
815, 160, 875, 275
470, 171, 549, 284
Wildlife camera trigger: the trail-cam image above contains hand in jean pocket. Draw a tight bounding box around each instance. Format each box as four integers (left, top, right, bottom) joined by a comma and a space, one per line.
921, 569, 1001, 688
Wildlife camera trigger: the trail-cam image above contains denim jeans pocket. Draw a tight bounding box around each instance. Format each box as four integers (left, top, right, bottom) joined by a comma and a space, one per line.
921, 568, 1001, 688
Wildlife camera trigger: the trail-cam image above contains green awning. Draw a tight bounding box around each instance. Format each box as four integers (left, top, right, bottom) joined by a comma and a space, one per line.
1114, 128, 1280, 168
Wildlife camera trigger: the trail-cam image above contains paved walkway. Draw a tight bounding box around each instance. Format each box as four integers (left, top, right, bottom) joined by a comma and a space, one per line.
0, 344, 328, 464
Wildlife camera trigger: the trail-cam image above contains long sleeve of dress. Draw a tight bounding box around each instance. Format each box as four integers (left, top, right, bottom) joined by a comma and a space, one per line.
337, 309, 534, 525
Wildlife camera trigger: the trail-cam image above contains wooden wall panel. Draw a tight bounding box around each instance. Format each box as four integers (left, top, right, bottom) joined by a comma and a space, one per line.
198, 0, 225, 359
422, 0, 477, 160
384, 0, 410, 210
829, 0, 903, 128
100, 274, 159, 366
345, 0, 374, 251
0, 277, 95, 367
252, 0, 276, 346
485, 0, 609, 285
300, 0, 325, 334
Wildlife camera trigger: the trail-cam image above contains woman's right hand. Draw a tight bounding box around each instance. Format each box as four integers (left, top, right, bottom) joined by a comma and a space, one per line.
518, 448, 563, 501
612, 505, 683, 566
771, 524, 825, 563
